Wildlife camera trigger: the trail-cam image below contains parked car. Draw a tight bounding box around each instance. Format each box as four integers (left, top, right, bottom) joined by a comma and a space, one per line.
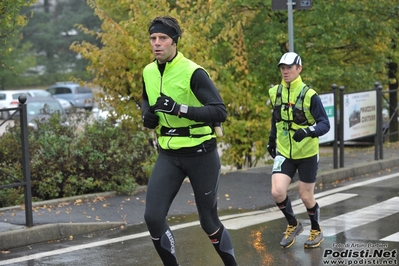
23, 97, 67, 129
0, 90, 27, 119
46, 82, 94, 111
23, 89, 73, 112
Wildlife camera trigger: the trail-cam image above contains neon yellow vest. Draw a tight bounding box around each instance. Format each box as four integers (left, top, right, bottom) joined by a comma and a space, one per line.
269, 76, 319, 159
143, 52, 215, 150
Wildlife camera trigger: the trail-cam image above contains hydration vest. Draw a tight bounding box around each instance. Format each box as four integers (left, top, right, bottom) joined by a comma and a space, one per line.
273, 83, 312, 126
268, 77, 319, 159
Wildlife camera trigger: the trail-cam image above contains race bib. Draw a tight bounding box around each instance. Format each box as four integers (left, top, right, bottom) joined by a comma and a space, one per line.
272, 155, 285, 172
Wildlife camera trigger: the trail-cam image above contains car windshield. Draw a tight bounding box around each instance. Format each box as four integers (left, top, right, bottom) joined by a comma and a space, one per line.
13, 93, 25, 99
27, 102, 63, 115
31, 91, 51, 97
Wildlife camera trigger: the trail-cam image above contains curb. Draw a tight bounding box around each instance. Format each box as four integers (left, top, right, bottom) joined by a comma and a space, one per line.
317, 157, 399, 185
0, 190, 144, 251
0, 191, 117, 213
0, 222, 126, 250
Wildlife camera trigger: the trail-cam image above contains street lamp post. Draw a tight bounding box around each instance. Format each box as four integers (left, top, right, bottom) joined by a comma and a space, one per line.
272, 0, 313, 52
287, 0, 295, 52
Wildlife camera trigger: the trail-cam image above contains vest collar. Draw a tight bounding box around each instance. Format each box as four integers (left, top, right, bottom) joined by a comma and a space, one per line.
156, 52, 184, 75
166, 51, 183, 66
281, 75, 303, 89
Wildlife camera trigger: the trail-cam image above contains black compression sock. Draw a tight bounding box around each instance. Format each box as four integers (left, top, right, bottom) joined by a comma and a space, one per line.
209, 226, 237, 266
276, 196, 297, 226
151, 228, 179, 266
307, 202, 321, 231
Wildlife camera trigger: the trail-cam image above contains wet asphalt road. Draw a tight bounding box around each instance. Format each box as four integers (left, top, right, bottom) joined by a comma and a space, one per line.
1, 165, 399, 266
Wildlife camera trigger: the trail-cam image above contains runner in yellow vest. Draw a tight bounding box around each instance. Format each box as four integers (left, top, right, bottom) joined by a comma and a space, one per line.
141, 16, 237, 266
267, 52, 330, 249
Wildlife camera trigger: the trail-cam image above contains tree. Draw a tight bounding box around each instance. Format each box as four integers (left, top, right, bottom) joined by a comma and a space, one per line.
19, 0, 102, 85
243, 0, 399, 93
0, 0, 37, 88
0, 0, 36, 43
71, 0, 399, 169
71, 0, 265, 168
0, 33, 36, 89
223, 0, 399, 166
71, 0, 228, 130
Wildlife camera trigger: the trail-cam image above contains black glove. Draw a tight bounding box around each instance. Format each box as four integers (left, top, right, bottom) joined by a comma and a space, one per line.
292, 127, 313, 142
267, 141, 276, 159
153, 94, 179, 115
142, 110, 159, 129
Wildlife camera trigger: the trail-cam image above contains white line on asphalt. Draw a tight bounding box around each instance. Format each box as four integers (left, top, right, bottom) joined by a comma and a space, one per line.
221, 171, 399, 223
301, 197, 399, 237
381, 232, 399, 242
1, 172, 398, 265
223, 193, 358, 230
0, 221, 201, 265
0, 232, 150, 265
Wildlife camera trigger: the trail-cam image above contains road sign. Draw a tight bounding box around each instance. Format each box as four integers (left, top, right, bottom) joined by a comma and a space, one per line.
272, 0, 312, 11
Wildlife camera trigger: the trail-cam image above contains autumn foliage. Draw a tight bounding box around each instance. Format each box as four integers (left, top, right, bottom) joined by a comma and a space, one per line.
71, 0, 398, 170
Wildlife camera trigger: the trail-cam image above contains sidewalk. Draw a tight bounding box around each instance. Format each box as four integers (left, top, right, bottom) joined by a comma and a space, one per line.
1, 143, 399, 250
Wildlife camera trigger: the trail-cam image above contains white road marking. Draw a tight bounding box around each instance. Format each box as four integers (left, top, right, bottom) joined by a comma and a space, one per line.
302, 197, 399, 237
1, 172, 398, 265
0, 233, 151, 265
381, 232, 399, 242
223, 193, 358, 230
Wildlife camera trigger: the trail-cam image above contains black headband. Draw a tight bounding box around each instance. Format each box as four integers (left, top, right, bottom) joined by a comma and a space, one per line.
149, 23, 179, 42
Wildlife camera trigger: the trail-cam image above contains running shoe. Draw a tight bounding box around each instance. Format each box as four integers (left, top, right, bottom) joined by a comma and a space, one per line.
280, 220, 303, 248
304, 229, 324, 248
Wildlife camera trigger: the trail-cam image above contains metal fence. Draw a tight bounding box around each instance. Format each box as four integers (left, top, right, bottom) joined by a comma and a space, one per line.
0, 94, 33, 227
330, 82, 399, 169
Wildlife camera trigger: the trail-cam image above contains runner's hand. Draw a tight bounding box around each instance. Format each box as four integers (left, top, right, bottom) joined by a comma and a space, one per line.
153, 94, 179, 115
142, 110, 159, 129
293, 128, 311, 142
267, 141, 276, 158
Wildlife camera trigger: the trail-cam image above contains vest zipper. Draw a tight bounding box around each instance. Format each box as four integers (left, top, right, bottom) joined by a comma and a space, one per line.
159, 75, 173, 128
287, 87, 293, 159
159, 75, 173, 149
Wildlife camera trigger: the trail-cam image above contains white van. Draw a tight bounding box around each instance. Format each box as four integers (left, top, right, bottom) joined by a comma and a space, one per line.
0, 90, 27, 119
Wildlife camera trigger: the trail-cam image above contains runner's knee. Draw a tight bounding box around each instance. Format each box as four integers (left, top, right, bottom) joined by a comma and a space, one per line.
144, 210, 167, 236
199, 215, 222, 234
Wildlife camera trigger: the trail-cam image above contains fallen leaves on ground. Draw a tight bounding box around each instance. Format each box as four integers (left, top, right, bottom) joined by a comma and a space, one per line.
225, 194, 230, 201
57, 202, 71, 207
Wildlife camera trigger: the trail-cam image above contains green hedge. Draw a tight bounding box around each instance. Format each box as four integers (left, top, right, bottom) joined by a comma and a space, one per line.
0, 111, 157, 207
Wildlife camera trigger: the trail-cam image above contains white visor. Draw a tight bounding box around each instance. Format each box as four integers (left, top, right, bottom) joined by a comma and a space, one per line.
278, 52, 302, 67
